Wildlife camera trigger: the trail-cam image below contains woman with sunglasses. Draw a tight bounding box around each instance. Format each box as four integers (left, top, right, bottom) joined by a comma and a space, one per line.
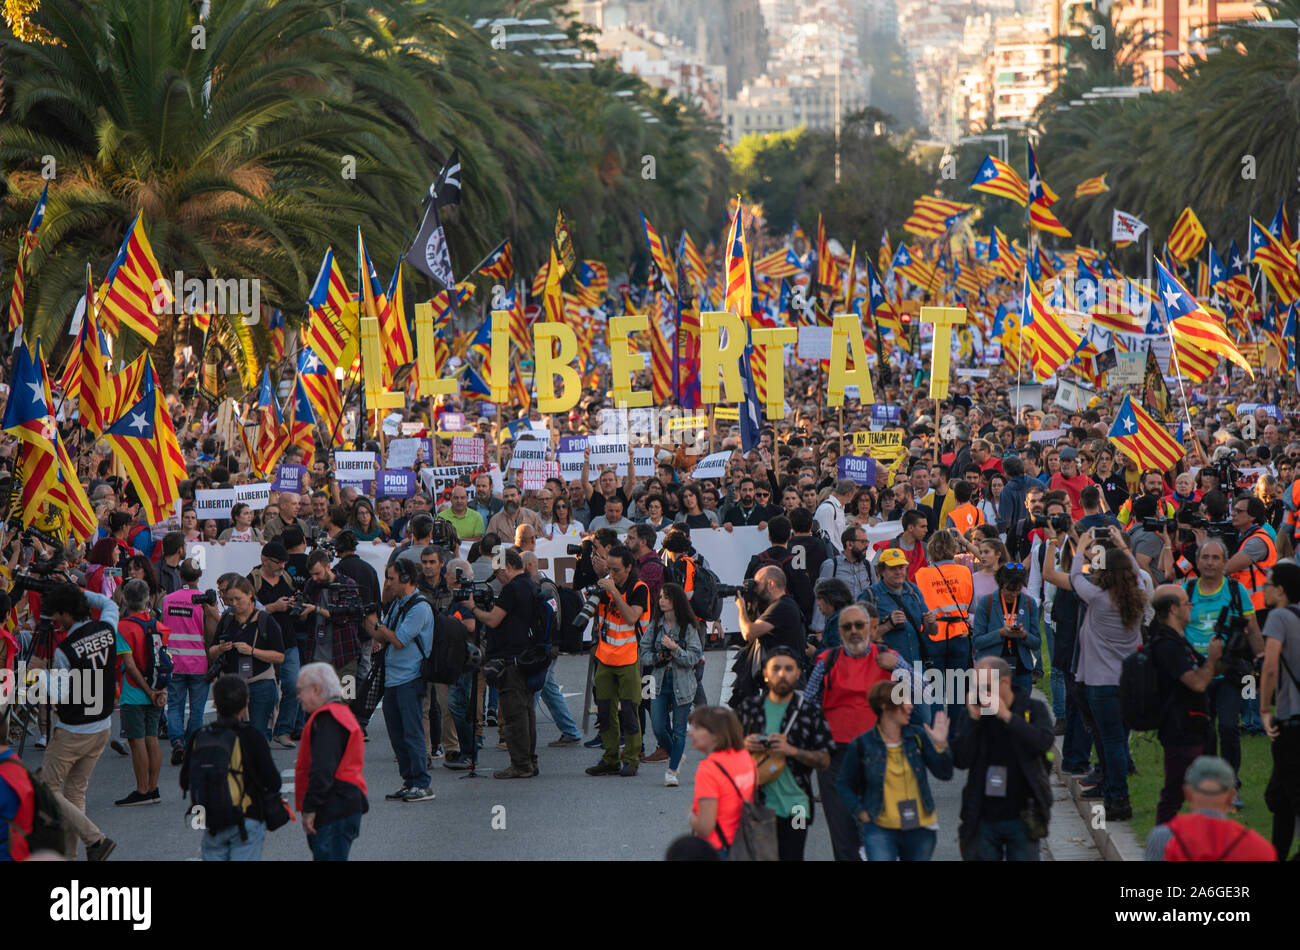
972, 563, 1040, 696
545, 496, 583, 539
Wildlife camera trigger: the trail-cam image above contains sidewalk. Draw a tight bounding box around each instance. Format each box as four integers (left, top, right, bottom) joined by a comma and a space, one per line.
1050, 734, 1144, 861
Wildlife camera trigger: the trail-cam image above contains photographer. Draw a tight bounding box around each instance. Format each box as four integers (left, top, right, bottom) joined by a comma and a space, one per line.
247, 541, 300, 750
372, 560, 435, 801
1117, 470, 1176, 531
1224, 494, 1278, 619
207, 577, 285, 739
299, 549, 367, 685
163, 559, 222, 765
470, 548, 540, 780
1146, 585, 1222, 825
331, 531, 381, 686
1183, 537, 1262, 803
585, 545, 650, 777
731, 565, 806, 708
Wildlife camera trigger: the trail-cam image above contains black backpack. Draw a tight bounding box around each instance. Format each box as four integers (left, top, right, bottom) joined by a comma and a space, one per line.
519, 579, 556, 690
188, 725, 249, 836
668, 555, 722, 622
1119, 624, 1196, 732
125, 615, 173, 692
554, 586, 586, 653
425, 614, 471, 685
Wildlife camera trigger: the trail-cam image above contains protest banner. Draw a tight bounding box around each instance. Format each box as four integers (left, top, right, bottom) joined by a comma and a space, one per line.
271, 465, 307, 493
558, 452, 584, 480
386, 438, 422, 469
1109, 351, 1144, 386
375, 469, 417, 498
614, 447, 655, 477
691, 450, 731, 480
1030, 429, 1066, 446
507, 438, 548, 469
797, 325, 832, 361
234, 482, 271, 510
521, 460, 559, 490
1010, 384, 1043, 412
837, 455, 877, 485
195, 489, 237, 520
451, 437, 486, 465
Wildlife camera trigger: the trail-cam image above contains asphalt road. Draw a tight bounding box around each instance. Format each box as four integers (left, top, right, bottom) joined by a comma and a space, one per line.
24, 649, 1097, 861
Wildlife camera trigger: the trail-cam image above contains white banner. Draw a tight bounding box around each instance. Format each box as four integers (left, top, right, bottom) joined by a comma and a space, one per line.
334, 451, 377, 485
507, 439, 548, 469
195, 489, 237, 521
691, 450, 731, 480
1030, 428, 1066, 446
1112, 209, 1147, 243
615, 447, 655, 477
797, 325, 832, 361
386, 438, 423, 469
586, 433, 628, 468
235, 483, 271, 510
1053, 378, 1095, 412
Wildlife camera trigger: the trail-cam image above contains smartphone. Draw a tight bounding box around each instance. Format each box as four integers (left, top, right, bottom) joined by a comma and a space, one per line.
1090, 526, 1110, 541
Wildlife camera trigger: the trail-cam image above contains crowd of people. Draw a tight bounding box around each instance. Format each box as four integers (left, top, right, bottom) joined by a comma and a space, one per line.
1, 354, 1298, 863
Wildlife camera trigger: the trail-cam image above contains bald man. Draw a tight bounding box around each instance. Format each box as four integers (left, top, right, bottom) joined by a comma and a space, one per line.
730, 564, 806, 707
263, 491, 308, 541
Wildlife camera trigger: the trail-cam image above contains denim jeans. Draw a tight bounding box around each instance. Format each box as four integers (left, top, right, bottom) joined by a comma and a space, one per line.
650, 691, 690, 771
274, 645, 302, 737
1043, 620, 1066, 719
1240, 689, 1264, 733
166, 673, 210, 750
201, 818, 265, 861
1083, 684, 1130, 801
861, 823, 937, 861
383, 677, 430, 788
535, 665, 580, 739
450, 670, 476, 755
975, 818, 1039, 861
817, 747, 861, 861
1062, 672, 1094, 773
308, 812, 361, 861
1205, 676, 1243, 779
246, 679, 277, 739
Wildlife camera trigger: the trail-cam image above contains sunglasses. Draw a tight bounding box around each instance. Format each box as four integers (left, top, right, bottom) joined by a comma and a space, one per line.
756, 491, 770, 497
1006, 562, 1026, 570
839, 620, 869, 630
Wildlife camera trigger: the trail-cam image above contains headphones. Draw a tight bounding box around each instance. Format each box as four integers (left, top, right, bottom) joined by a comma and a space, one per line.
392, 558, 421, 586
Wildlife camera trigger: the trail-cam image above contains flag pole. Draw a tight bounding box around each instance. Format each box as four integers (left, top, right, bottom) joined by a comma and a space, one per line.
1163, 321, 1200, 462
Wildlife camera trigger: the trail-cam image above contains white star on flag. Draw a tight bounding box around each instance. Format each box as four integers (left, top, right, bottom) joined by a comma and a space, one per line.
128, 411, 148, 433
27, 381, 44, 405
1162, 287, 1180, 309
1122, 415, 1135, 432
303, 351, 321, 372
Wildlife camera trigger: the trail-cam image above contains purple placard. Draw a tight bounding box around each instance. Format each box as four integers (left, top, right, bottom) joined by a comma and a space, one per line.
559, 435, 589, 454
837, 455, 877, 486
271, 464, 307, 493
438, 411, 465, 432
375, 469, 417, 499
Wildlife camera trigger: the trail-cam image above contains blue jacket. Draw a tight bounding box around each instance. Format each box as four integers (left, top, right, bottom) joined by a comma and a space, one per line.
836, 723, 954, 822
870, 579, 927, 667
972, 590, 1040, 673
998, 475, 1035, 530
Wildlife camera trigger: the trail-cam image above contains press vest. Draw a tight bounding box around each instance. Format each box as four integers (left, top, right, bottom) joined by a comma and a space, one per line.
56, 620, 117, 726
163, 589, 208, 675
1229, 526, 1277, 612
1162, 813, 1276, 861
595, 578, 648, 667
295, 700, 367, 812
948, 502, 985, 534
914, 562, 974, 641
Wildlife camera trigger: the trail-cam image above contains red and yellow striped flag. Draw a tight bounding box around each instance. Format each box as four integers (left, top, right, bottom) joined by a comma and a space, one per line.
1073, 175, 1109, 198
97, 212, 169, 345
1167, 207, 1207, 263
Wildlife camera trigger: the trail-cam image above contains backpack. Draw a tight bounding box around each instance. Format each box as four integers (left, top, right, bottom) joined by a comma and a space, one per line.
1119, 626, 1183, 731
711, 760, 778, 861
686, 557, 723, 622
0, 754, 64, 860
124, 615, 173, 691
425, 614, 471, 685
188, 725, 249, 836
519, 578, 557, 691
554, 586, 586, 653
755, 548, 814, 625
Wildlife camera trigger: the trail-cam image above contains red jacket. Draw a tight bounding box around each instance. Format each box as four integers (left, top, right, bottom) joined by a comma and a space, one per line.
1163, 812, 1276, 861
295, 701, 367, 813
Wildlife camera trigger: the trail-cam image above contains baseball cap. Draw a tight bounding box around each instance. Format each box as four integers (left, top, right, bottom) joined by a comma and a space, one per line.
261, 540, 289, 562
1184, 755, 1236, 793
1059, 446, 1079, 461
878, 548, 908, 568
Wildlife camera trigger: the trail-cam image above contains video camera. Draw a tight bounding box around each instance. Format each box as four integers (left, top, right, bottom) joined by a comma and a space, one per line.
306, 533, 336, 556
192, 589, 218, 607
452, 582, 495, 610
1213, 606, 1255, 676
428, 518, 451, 546
1033, 513, 1074, 533
1211, 449, 1242, 491
9, 549, 69, 599
1142, 517, 1177, 533
718, 578, 760, 617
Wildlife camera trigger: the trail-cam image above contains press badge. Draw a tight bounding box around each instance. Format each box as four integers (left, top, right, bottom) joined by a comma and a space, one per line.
985, 765, 1008, 797
898, 799, 921, 830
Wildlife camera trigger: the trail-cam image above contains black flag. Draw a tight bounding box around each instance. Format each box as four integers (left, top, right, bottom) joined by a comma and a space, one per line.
430, 149, 462, 207
405, 200, 456, 289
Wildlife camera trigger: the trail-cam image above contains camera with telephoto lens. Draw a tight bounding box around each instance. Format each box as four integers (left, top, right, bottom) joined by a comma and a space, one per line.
321, 582, 375, 619
307, 534, 335, 556
718, 578, 760, 617
1213, 606, 1255, 676
428, 518, 450, 545
192, 589, 218, 607
1211, 449, 1241, 491
566, 543, 584, 556
573, 585, 604, 627
1142, 517, 1177, 533
452, 582, 495, 610
9, 549, 69, 598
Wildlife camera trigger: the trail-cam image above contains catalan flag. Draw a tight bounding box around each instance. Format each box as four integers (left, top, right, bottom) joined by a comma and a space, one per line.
641, 213, 676, 294
971, 155, 1029, 206
1026, 142, 1060, 205
1108, 393, 1183, 472
1206, 243, 1229, 291
97, 212, 169, 345
724, 204, 752, 321
815, 215, 836, 295
678, 231, 707, 290
902, 195, 972, 239
1156, 259, 1253, 378
461, 363, 492, 402
299, 345, 343, 445
649, 297, 673, 403
500, 286, 527, 354
50, 433, 97, 545
575, 260, 608, 308
381, 262, 415, 377
8, 181, 47, 332
510, 354, 531, 412
1073, 174, 1109, 198
305, 247, 355, 373
59, 264, 112, 437
990, 227, 1022, 282
104, 358, 185, 524
1029, 201, 1071, 238
891, 244, 941, 293
3, 336, 58, 457
1021, 272, 1081, 381
251, 367, 287, 477
541, 245, 566, 323
753, 247, 804, 279
1269, 201, 1294, 252
1167, 207, 1207, 263
1249, 218, 1300, 304
865, 258, 902, 338
474, 238, 514, 283
287, 375, 317, 467
674, 256, 701, 410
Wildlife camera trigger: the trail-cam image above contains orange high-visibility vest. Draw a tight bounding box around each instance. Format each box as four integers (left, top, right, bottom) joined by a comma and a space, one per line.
595, 579, 649, 667
948, 502, 985, 534
1229, 527, 1277, 612
914, 562, 974, 641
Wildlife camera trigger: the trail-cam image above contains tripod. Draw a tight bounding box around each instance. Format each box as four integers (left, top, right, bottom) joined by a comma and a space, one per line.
13, 617, 56, 759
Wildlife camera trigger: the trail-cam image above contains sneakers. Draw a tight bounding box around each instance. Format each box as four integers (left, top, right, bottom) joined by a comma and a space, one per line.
114, 790, 154, 807
431, 746, 444, 760
664, 769, 679, 787
272, 735, 297, 750
147, 788, 160, 803
86, 837, 116, 862
548, 735, 581, 747
620, 763, 638, 777
583, 736, 604, 749
110, 739, 129, 757
586, 761, 621, 776
1105, 798, 1133, 822
494, 766, 532, 779
385, 785, 411, 800
400, 786, 436, 802
641, 748, 669, 763
486, 709, 499, 727
444, 756, 472, 771
170, 745, 184, 766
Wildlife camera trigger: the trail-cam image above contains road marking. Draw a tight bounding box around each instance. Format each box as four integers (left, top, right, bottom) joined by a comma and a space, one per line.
718, 648, 738, 707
